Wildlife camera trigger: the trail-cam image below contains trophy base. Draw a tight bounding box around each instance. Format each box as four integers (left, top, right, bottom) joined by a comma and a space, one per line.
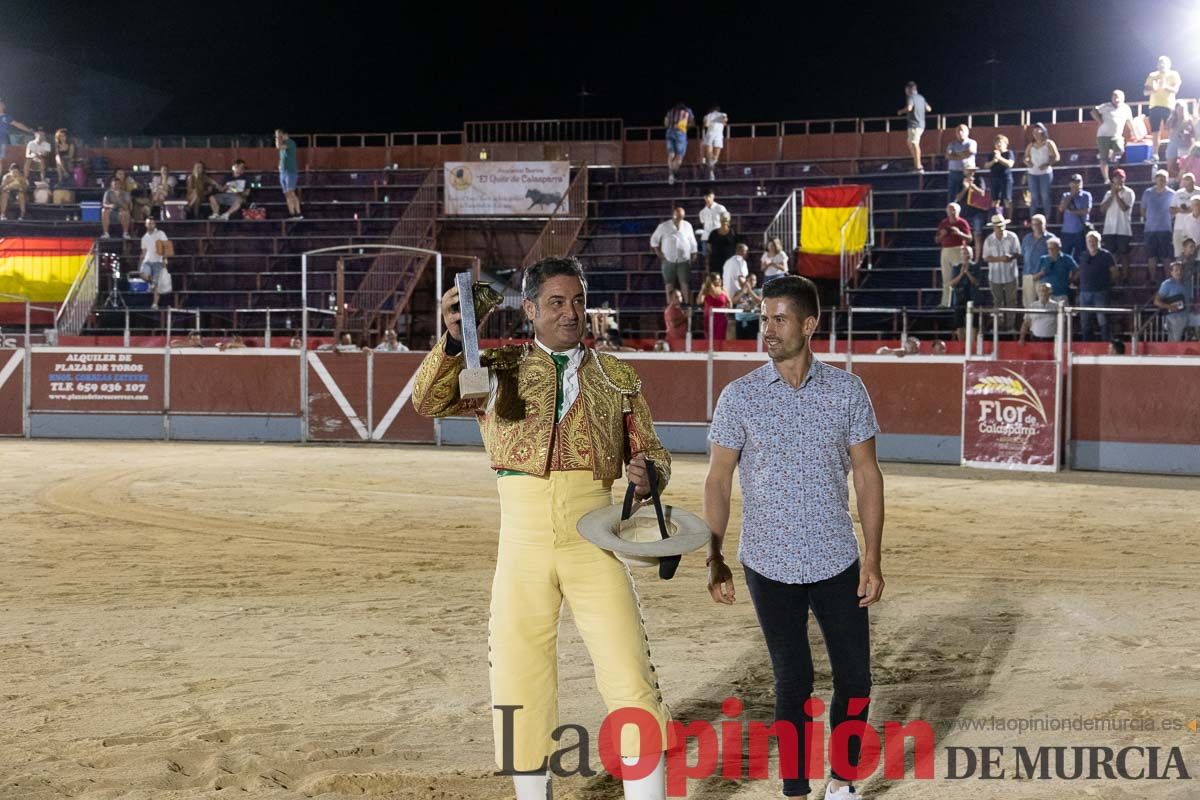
459, 367, 491, 400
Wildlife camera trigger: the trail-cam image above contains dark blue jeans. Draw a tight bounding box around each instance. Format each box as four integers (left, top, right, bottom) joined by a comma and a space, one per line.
744, 560, 872, 797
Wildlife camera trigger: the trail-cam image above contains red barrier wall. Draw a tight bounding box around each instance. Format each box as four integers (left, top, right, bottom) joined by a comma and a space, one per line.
1070, 362, 1200, 445
0, 350, 22, 436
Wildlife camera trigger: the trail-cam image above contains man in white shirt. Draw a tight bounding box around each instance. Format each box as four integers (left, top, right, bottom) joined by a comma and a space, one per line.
697, 190, 728, 259
981, 214, 1022, 330
1091, 90, 1133, 183
139, 217, 169, 309
722, 243, 749, 301
1179, 195, 1200, 254
1019, 283, 1062, 344
24, 128, 51, 182
1172, 173, 1197, 257
650, 206, 698, 302
1099, 168, 1136, 283
702, 107, 728, 180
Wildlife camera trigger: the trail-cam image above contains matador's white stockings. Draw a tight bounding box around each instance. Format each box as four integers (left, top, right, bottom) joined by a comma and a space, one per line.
511, 753, 665, 800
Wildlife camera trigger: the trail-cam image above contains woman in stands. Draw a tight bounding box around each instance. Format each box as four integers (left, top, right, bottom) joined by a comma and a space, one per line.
698, 272, 730, 342
1024, 124, 1060, 219
1165, 102, 1195, 178
150, 166, 177, 220
761, 237, 789, 284
53, 129, 75, 184
984, 134, 1015, 220
185, 162, 219, 219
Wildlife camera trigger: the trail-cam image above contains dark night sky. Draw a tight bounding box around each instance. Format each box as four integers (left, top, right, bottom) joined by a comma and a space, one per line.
2, 0, 1198, 137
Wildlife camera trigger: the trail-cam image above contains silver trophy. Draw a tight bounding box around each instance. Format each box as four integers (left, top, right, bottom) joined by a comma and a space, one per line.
454, 271, 492, 400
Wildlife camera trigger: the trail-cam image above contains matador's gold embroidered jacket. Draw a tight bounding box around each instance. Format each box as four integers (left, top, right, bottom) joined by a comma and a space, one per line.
412, 335, 671, 488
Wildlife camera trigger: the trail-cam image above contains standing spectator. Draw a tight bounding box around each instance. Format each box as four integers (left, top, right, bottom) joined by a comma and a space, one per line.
701, 106, 728, 181
0, 163, 28, 220
1154, 260, 1200, 341
699, 272, 731, 342
1091, 90, 1133, 183
1143, 55, 1182, 158
954, 166, 989, 256
1172, 172, 1198, 257
982, 214, 1021, 331
210, 160, 252, 220
1099, 168, 1135, 284
935, 202, 973, 307
1023, 123, 1060, 218
1178, 237, 1198, 285
760, 237, 789, 285
898, 81, 931, 173
185, 162, 219, 219
663, 288, 689, 351
0, 100, 33, 145
663, 102, 694, 186
1021, 214, 1050, 306
732, 273, 762, 340
650, 206, 698, 302
1073, 231, 1118, 341
949, 243, 981, 342
23, 128, 51, 181
52, 129, 75, 184
697, 190, 728, 262
149, 166, 177, 219
275, 129, 303, 219
1178, 195, 1200, 257
1142, 169, 1176, 281
1033, 237, 1076, 301
1165, 102, 1194, 177
139, 218, 170, 309
374, 329, 410, 352
707, 213, 738, 278
1178, 143, 1200, 186
100, 177, 132, 239
983, 134, 1015, 218
1019, 282, 1062, 344
722, 242, 749, 301
945, 124, 977, 203
1058, 173, 1092, 260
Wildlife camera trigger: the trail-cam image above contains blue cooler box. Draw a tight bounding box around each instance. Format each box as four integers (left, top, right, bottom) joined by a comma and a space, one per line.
80, 201, 101, 221
1124, 143, 1152, 163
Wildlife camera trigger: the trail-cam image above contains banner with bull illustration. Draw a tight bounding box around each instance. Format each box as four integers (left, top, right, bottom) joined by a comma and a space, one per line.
443, 161, 570, 216
961, 360, 1061, 472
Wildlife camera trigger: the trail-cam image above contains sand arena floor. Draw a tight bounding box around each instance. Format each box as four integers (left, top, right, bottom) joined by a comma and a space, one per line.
0, 440, 1196, 799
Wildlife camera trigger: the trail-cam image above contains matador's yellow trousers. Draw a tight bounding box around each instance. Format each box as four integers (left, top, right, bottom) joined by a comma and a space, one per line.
489, 470, 673, 772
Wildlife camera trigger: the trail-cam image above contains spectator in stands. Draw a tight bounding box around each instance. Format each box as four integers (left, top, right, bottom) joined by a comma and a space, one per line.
275, 129, 303, 219
1019, 282, 1061, 344
374, 329, 410, 352
0, 164, 27, 220
113, 168, 149, 221
1142, 169, 1176, 281
52, 129, 74, 184
702, 106, 728, 181
663, 288, 688, 351
153, 263, 173, 309
1092, 90, 1133, 183
1021, 214, 1050, 306
149, 166, 176, 219
1179, 195, 1200, 262
1099, 168, 1135, 284
217, 334, 247, 351
23, 128, 50, 181
185, 162, 219, 219
732, 273, 762, 340
1073, 230, 1118, 341
898, 81, 931, 173
1033, 237, 1075, 301
935, 202, 973, 307
1172, 172, 1197, 257
707, 213, 738, 278
955, 166, 989, 256
984, 134, 1015, 219
663, 102, 694, 185
723, 242, 749, 301
1058, 173, 1092, 259
699, 272, 731, 341
650, 206, 698, 303
760, 237, 789, 285
334, 333, 360, 352
932, 339, 947, 354
100, 177, 132, 239
1178, 143, 1200, 187
1178, 237, 1197, 284
875, 337, 921, 356
1154, 260, 1200, 341
945, 124, 977, 203
697, 190, 728, 261
1143, 55, 1182, 158
1107, 338, 1126, 355
139, 217, 169, 309
949, 243, 981, 342
0, 100, 33, 145
210, 160, 251, 220
1165, 102, 1194, 177
982, 214, 1021, 331
1023, 123, 1060, 218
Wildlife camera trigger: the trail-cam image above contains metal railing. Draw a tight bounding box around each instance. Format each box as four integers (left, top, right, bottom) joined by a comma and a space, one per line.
54, 243, 100, 336
763, 190, 798, 254
839, 200, 873, 306
464, 119, 622, 144
521, 164, 590, 268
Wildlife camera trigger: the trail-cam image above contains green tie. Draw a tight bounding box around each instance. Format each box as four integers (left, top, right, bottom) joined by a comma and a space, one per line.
551, 353, 569, 422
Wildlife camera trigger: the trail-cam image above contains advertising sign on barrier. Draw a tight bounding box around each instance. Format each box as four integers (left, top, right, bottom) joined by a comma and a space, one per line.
443, 161, 569, 216
961, 359, 1060, 471
31, 350, 164, 412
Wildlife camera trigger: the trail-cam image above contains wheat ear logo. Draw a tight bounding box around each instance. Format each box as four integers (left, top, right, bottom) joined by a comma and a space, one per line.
968, 369, 1048, 423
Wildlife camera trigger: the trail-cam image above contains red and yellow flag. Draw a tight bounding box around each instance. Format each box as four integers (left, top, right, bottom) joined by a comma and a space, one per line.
0, 237, 94, 302
798, 185, 869, 280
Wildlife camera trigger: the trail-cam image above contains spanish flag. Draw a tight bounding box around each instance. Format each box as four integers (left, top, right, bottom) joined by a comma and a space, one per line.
0, 237, 94, 302
797, 185, 870, 280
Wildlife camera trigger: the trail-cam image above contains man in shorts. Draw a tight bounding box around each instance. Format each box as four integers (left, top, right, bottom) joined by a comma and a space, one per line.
275, 128, 302, 220
650, 206, 698, 303
1099, 168, 1134, 283
702, 106, 728, 180
1143, 55, 1181, 158
898, 81, 931, 173
663, 102, 693, 185
210, 159, 252, 220
1142, 169, 1176, 281
1091, 90, 1132, 183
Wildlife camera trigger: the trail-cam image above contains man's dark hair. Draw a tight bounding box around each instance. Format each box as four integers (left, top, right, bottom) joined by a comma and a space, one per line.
704, 190, 714, 197
1109, 338, 1126, 355
905, 81, 917, 91
522, 256, 587, 303
762, 275, 820, 321
233, 159, 246, 167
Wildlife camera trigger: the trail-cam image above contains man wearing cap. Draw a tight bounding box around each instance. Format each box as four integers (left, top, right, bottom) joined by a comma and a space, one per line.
982, 213, 1022, 331
1171, 172, 1197, 257
1142, 169, 1177, 281
704, 275, 885, 800
1100, 168, 1135, 284
413, 256, 674, 800
1058, 174, 1092, 260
